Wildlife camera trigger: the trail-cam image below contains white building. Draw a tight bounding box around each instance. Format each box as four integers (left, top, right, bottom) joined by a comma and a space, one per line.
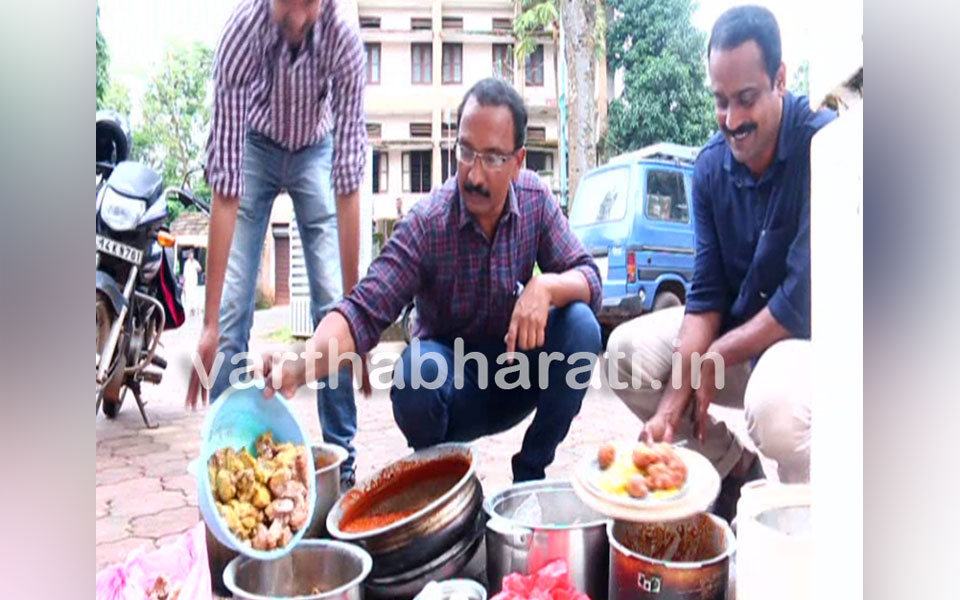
356, 0, 561, 224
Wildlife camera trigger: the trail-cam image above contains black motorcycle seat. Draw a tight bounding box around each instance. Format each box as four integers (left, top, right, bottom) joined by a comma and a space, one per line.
107, 161, 163, 203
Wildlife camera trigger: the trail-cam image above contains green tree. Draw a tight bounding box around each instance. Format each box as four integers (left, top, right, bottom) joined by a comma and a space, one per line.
605, 0, 715, 156
96, 2, 110, 108
102, 80, 132, 117
133, 41, 213, 224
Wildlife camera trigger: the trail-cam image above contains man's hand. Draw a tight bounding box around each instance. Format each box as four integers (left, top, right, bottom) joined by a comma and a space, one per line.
261, 352, 307, 400
505, 276, 552, 357
185, 324, 218, 409
640, 388, 689, 444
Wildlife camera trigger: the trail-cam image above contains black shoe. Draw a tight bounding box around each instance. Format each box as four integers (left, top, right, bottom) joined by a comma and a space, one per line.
711, 451, 765, 525
339, 473, 356, 495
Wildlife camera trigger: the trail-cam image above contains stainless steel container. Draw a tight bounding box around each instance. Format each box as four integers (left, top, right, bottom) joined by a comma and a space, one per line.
223, 539, 372, 600
327, 443, 483, 579
305, 443, 348, 538
364, 513, 486, 600
484, 479, 610, 598
608, 513, 736, 600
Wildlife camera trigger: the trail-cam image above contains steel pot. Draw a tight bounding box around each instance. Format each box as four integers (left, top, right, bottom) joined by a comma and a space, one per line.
223, 539, 372, 600
364, 511, 486, 600
608, 513, 736, 600
484, 479, 610, 598
305, 443, 348, 539
327, 443, 483, 579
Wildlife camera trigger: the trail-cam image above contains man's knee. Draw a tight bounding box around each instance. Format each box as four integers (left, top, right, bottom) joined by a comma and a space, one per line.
744, 340, 812, 465
548, 301, 601, 354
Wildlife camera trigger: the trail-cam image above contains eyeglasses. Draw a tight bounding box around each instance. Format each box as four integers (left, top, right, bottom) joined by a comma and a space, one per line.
455, 143, 517, 172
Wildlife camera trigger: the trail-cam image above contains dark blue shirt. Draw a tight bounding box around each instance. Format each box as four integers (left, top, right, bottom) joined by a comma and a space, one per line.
686, 92, 836, 339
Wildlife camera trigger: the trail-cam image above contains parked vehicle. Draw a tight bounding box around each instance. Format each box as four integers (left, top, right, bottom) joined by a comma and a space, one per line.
95, 110, 208, 427
569, 143, 699, 332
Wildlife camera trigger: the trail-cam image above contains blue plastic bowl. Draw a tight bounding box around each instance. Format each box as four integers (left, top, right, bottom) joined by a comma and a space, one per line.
196, 384, 316, 560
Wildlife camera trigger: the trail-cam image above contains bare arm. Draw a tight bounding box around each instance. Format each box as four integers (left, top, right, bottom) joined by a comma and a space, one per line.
202, 192, 240, 326
540, 270, 591, 307
707, 306, 790, 367
336, 189, 360, 295
654, 311, 723, 425
263, 311, 357, 397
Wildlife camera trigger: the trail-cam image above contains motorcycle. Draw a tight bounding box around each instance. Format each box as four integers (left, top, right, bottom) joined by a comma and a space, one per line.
95, 110, 209, 427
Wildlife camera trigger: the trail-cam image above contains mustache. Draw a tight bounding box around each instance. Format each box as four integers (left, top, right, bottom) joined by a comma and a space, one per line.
463, 182, 491, 198
722, 122, 757, 137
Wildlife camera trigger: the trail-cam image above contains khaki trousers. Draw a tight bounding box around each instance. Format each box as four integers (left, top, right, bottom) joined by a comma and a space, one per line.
604, 306, 812, 483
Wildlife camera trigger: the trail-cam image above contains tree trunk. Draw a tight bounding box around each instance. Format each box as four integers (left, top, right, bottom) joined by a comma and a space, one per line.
560, 0, 597, 210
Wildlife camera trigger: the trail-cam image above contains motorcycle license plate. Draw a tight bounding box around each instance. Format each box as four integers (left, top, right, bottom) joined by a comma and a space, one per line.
96, 235, 143, 265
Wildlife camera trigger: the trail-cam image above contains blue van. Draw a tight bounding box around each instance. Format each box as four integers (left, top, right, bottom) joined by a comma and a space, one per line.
569, 143, 699, 329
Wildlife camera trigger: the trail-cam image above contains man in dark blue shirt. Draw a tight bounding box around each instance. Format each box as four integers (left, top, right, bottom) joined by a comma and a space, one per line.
606, 5, 836, 522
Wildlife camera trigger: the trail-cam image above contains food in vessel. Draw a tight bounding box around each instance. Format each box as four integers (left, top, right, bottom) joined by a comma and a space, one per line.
626, 474, 649, 499
339, 455, 470, 533
597, 443, 616, 470
207, 431, 311, 550
596, 441, 688, 499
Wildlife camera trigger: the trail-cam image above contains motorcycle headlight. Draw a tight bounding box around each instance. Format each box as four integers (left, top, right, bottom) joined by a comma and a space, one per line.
99, 187, 146, 231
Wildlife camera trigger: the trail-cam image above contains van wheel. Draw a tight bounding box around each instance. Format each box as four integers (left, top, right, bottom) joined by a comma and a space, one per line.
653, 290, 682, 311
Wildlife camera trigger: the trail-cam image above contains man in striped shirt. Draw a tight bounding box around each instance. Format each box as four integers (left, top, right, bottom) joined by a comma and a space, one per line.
261, 79, 604, 482
185, 0, 368, 491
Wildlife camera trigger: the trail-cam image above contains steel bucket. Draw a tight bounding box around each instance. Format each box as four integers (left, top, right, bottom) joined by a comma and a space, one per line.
483, 479, 610, 598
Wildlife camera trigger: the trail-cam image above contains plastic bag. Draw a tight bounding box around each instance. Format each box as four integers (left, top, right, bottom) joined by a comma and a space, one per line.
491, 559, 591, 600
95, 522, 212, 600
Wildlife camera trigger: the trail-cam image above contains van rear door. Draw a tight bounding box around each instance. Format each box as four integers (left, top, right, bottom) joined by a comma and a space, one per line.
632, 165, 695, 295
568, 164, 633, 299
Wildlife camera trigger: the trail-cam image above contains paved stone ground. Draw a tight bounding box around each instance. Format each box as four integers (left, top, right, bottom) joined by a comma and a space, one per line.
96, 306, 766, 592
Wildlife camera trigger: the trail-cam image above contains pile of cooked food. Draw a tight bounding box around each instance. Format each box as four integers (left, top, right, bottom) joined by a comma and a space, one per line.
207, 431, 311, 551
595, 442, 688, 500
145, 574, 179, 600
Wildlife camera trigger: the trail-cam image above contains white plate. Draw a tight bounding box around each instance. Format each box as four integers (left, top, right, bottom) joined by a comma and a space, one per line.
578, 448, 691, 509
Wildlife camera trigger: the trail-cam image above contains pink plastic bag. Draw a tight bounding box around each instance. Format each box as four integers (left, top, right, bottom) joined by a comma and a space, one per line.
96, 522, 212, 600
491, 559, 592, 600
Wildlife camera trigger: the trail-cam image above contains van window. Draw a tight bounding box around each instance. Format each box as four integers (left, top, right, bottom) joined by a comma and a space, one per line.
645, 169, 689, 224
568, 166, 630, 227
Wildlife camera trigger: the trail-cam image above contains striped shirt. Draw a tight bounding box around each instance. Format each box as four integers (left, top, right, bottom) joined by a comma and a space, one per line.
335, 171, 603, 353
205, 0, 367, 198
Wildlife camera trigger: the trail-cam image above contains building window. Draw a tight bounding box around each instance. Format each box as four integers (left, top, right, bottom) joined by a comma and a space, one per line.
442, 43, 462, 84
441, 148, 457, 182
410, 122, 432, 138
372, 151, 388, 194
403, 151, 432, 193
492, 17, 512, 32
440, 122, 457, 139
525, 45, 544, 86
365, 43, 380, 84
526, 150, 554, 173
366, 123, 382, 139
359, 16, 380, 29
442, 16, 463, 30
645, 169, 689, 223
492, 44, 513, 81
411, 43, 432, 84
411, 17, 432, 30
526, 127, 546, 143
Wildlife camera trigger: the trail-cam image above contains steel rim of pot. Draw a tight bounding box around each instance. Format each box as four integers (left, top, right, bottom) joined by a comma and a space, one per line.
222, 539, 373, 600
327, 443, 479, 540
606, 514, 737, 570
313, 443, 348, 476
483, 479, 611, 531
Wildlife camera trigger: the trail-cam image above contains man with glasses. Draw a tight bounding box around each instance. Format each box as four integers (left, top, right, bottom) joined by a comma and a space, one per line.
261, 78, 603, 482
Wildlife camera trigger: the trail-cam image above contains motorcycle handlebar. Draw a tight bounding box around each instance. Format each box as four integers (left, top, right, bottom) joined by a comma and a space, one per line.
163, 186, 211, 216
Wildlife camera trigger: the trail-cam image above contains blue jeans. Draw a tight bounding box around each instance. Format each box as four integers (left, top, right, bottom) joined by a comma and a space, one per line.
210, 130, 358, 481
390, 302, 602, 482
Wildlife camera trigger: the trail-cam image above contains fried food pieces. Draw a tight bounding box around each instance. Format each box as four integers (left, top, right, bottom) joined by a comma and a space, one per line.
596, 441, 688, 498
208, 431, 311, 551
